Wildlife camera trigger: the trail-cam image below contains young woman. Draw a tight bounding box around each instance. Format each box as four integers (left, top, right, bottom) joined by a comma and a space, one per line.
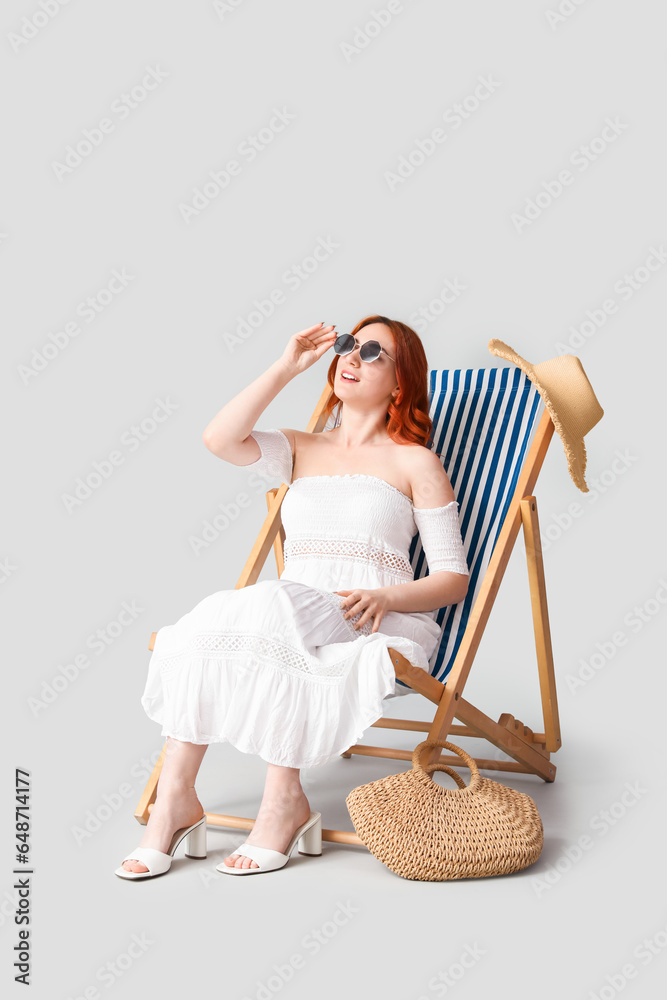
116, 315, 469, 878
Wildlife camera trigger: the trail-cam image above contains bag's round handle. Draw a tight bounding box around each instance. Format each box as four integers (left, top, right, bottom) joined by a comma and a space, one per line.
411, 740, 482, 793
423, 763, 468, 789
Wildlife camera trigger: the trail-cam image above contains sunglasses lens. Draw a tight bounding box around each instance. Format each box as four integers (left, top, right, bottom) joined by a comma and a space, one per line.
333, 335, 385, 362
333, 334, 355, 355
359, 340, 381, 362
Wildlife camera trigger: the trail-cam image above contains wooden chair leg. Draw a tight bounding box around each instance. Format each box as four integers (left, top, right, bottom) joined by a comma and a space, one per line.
520, 496, 561, 753
133, 741, 165, 824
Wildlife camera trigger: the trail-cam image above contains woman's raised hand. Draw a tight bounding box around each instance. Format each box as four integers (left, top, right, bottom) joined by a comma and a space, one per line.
279, 322, 338, 375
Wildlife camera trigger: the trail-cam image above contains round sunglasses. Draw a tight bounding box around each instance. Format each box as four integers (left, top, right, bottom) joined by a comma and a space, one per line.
333, 333, 395, 363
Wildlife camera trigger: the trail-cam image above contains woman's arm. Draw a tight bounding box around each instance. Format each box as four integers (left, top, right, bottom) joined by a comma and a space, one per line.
202, 358, 296, 462
382, 573, 468, 614
202, 322, 336, 463
337, 574, 468, 634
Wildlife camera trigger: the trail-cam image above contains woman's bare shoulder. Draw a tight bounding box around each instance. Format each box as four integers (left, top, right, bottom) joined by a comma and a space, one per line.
402, 443, 456, 507
277, 427, 330, 465
277, 427, 312, 462
278, 427, 328, 446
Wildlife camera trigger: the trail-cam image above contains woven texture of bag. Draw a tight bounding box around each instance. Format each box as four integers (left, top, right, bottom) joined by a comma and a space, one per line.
345, 739, 544, 880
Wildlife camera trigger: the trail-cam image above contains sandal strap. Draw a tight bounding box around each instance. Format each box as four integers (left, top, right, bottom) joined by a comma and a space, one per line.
231, 842, 289, 869
121, 846, 172, 875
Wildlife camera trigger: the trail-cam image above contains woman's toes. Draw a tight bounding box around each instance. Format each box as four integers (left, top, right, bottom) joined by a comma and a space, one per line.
223, 853, 251, 868
224, 853, 258, 869
122, 860, 148, 873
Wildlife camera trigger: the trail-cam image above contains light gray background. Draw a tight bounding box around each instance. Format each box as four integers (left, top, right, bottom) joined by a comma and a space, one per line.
3, 1, 666, 998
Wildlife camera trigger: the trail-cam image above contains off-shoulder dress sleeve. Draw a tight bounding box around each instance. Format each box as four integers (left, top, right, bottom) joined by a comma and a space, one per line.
242, 428, 293, 486
413, 501, 469, 576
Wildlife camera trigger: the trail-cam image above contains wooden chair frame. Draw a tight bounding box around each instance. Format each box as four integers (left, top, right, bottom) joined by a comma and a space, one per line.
135, 383, 561, 848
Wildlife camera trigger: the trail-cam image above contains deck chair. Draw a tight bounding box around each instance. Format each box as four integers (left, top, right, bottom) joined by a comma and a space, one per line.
135, 363, 562, 849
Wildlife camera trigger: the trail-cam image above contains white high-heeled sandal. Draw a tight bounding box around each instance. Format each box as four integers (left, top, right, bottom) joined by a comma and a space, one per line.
114, 815, 207, 880
216, 810, 322, 875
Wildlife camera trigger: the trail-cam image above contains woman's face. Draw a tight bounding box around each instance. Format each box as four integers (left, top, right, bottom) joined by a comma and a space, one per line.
334, 323, 398, 408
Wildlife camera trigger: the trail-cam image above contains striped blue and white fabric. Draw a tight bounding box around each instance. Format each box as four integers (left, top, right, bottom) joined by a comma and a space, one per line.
398, 366, 544, 690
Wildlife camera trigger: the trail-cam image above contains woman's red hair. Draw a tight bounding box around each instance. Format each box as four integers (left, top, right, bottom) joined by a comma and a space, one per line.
322, 314, 436, 450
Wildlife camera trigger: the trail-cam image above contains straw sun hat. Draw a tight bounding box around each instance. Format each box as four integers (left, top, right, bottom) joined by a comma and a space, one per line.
487, 339, 604, 493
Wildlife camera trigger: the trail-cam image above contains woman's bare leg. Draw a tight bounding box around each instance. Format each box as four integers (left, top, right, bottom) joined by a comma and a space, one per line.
121, 737, 208, 873
223, 762, 311, 870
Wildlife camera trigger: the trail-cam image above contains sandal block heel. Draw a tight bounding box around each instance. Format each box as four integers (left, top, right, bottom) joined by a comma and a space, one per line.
184, 817, 207, 859
298, 812, 322, 856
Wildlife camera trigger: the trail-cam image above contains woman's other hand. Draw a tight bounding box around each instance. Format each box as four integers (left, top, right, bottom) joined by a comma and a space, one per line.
334, 588, 393, 634
279, 322, 337, 376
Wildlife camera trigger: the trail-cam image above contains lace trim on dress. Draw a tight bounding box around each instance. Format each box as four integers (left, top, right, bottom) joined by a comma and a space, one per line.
155, 631, 353, 682
283, 537, 414, 580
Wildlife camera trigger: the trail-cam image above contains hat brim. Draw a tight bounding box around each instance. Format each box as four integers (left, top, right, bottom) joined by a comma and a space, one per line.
488, 338, 590, 492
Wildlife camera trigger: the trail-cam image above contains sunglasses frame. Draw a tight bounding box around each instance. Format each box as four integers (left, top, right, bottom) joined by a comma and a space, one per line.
333, 333, 395, 363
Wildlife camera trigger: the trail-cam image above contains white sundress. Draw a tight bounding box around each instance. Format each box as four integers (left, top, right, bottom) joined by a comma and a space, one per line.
140, 428, 469, 769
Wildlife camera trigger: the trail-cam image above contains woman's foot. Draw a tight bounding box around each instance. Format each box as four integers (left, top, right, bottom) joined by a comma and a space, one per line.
121, 784, 205, 874
223, 785, 311, 870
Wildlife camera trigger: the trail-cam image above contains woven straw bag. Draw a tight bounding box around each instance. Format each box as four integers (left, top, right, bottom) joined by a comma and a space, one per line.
345, 739, 544, 880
